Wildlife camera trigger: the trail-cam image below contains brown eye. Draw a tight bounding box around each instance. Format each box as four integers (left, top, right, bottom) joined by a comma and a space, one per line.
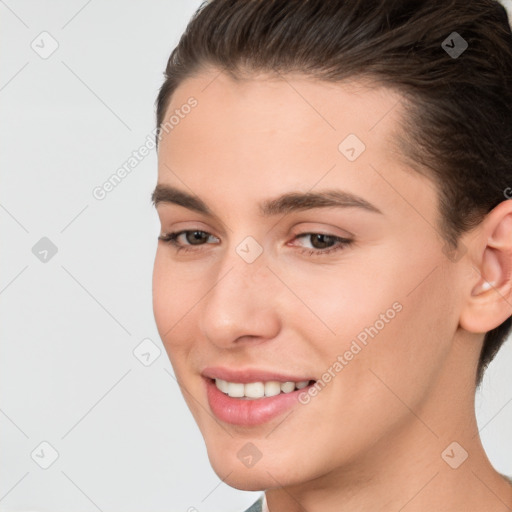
184, 230, 210, 245
292, 232, 354, 257
158, 230, 220, 252
309, 233, 337, 249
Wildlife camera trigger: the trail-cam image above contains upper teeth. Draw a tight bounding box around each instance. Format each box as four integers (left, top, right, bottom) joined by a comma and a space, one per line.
215, 379, 310, 399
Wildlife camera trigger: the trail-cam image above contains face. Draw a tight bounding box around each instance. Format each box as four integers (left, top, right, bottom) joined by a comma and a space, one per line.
152, 68, 467, 490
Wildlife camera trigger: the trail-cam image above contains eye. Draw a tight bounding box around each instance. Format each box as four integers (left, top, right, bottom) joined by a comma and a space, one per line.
158, 229, 353, 257
158, 230, 219, 253
292, 233, 353, 256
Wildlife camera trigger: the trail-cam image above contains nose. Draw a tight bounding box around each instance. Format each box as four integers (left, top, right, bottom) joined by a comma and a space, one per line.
198, 249, 282, 349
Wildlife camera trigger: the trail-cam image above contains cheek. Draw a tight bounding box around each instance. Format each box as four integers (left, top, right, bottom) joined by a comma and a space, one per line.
337, 263, 456, 414
387, 271, 455, 374
152, 251, 196, 351
152, 253, 173, 335
275, 258, 402, 354
295, 249, 456, 411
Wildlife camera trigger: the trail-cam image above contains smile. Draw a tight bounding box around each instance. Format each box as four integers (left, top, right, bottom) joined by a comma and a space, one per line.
215, 378, 311, 399
205, 377, 317, 426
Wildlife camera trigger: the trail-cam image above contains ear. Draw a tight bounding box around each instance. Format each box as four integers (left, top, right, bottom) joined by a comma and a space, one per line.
459, 199, 512, 334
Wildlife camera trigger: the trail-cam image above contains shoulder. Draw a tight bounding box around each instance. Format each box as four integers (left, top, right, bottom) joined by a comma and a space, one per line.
241, 493, 265, 512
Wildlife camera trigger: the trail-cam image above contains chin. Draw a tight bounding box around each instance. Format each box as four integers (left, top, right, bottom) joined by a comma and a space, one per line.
208, 453, 305, 491
213, 466, 273, 491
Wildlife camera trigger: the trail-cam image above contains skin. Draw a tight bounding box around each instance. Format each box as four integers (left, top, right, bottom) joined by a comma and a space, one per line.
152, 66, 512, 512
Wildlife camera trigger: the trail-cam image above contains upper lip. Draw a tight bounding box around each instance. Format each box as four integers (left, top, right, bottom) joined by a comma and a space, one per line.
201, 366, 316, 384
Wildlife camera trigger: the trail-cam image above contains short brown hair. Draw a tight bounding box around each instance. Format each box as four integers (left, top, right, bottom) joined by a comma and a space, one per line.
155, 0, 512, 386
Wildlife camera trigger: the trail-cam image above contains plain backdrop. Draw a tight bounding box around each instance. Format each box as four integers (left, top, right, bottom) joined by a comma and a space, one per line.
1, 1, 511, 511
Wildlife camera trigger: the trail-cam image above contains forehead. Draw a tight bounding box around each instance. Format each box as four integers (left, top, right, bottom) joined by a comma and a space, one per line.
156, 68, 437, 226
162, 68, 404, 154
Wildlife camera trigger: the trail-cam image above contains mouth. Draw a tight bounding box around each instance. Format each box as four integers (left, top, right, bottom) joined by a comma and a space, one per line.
212, 377, 315, 399
204, 377, 318, 426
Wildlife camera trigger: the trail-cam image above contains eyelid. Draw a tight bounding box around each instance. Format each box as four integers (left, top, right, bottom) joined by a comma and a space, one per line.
157, 211, 228, 238
290, 232, 352, 245
158, 228, 354, 258
288, 222, 355, 240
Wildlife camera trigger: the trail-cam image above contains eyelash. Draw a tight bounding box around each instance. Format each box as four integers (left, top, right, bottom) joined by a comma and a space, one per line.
158, 230, 353, 257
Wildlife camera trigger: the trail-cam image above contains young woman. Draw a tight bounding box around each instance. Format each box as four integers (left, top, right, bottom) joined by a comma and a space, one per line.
151, 1, 512, 510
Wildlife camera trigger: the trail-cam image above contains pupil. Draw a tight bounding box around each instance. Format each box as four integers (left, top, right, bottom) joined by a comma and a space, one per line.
188, 231, 207, 245
312, 234, 333, 249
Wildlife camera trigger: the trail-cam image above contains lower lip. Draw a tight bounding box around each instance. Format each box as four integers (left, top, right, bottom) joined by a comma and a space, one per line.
205, 378, 315, 426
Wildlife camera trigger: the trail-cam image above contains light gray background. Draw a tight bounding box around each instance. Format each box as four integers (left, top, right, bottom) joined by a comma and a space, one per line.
1, 1, 511, 511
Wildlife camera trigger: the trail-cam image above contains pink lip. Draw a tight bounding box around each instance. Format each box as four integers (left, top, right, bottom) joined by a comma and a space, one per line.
204, 377, 316, 426
201, 366, 315, 384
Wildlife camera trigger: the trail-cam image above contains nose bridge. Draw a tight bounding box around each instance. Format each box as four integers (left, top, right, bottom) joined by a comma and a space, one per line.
199, 237, 280, 345
215, 232, 272, 296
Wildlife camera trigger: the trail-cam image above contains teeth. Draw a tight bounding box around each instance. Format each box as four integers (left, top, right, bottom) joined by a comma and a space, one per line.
245, 382, 264, 398
227, 382, 244, 398
215, 378, 311, 399
264, 381, 281, 397
280, 381, 296, 393
216, 378, 229, 394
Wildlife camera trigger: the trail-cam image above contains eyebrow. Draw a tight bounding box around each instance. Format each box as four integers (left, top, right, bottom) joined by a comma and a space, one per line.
151, 184, 383, 217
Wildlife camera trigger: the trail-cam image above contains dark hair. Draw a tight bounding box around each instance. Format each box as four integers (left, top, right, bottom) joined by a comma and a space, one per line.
155, 0, 512, 386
